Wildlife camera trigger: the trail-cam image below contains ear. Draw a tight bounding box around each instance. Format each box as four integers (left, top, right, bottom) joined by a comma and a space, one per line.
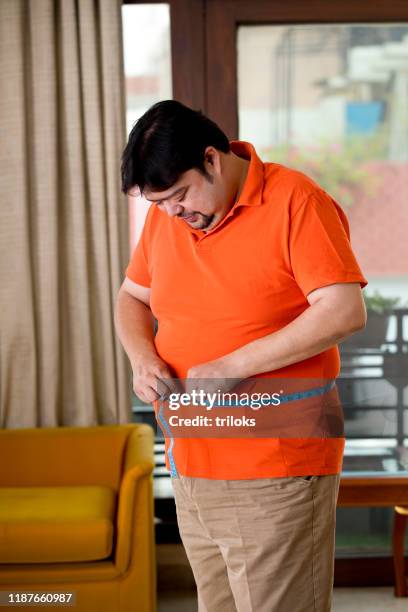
204, 146, 222, 174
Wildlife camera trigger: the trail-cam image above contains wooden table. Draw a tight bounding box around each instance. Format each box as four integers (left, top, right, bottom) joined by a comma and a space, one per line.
338, 471, 408, 597
338, 473, 408, 506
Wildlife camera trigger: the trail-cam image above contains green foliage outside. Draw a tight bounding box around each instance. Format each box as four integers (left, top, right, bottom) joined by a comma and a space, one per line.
261, 128, 388, 207
363, 289, 401, 314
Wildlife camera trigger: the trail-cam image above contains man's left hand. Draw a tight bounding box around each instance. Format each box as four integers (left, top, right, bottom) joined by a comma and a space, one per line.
185, 357, 241, 396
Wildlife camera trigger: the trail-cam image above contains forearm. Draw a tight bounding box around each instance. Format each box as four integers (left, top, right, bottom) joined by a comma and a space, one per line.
114, 289, 157, 367
222, 299, 362, 378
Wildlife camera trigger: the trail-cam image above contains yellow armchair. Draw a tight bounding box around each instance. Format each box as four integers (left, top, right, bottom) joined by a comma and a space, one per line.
0, 423, 156, 612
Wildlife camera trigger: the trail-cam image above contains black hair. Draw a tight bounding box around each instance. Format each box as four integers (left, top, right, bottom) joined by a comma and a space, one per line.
120, 100, 230, 195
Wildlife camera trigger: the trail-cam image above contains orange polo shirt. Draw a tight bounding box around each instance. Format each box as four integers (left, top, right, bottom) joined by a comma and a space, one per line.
125, 140, 368, 479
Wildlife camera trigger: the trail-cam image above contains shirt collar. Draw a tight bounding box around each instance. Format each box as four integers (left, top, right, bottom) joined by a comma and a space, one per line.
229, 140, 264, 208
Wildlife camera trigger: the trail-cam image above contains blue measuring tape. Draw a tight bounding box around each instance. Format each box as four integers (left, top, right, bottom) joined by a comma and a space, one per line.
158, 379, 337, 478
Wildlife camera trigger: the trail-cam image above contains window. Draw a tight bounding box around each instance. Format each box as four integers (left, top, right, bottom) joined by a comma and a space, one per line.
238, 22, 408, 556
122, 3, 172, 250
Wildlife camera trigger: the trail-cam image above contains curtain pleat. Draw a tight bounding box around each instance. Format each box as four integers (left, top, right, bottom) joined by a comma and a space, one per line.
0, 0, 131, 427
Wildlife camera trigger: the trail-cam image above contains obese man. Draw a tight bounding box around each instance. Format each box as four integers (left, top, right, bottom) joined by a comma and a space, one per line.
115, 100, 368, 612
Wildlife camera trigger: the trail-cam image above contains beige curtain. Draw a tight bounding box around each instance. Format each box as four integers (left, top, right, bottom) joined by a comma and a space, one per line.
0, 0, 131, 427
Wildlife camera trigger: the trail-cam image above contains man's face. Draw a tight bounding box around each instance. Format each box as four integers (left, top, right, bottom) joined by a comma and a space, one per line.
141, 149, 231, 232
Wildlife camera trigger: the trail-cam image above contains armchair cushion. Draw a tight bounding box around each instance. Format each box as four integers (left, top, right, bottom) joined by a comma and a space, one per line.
0, 485, 116, 563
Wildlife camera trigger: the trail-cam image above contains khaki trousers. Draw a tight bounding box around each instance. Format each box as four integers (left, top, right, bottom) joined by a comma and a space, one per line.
172, 473, 341, 612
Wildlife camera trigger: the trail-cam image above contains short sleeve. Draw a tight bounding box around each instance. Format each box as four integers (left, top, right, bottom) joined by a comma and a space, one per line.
289, 190, 368, 297
125, 205, 155, 288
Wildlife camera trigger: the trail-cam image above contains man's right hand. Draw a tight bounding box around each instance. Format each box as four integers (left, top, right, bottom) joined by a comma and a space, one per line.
114, 278, 180, 403
131, 355, 179, 404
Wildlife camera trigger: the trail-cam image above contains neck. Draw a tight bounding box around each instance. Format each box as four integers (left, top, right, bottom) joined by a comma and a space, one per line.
233, 154, 250, 202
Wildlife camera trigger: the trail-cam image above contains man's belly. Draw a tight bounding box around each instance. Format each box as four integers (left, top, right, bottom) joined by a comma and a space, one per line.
154, 325, 341, 380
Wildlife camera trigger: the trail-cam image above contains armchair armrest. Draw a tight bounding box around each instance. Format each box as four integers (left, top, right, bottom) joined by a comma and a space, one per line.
114, 424, 155, 574
123, 424, 155, 472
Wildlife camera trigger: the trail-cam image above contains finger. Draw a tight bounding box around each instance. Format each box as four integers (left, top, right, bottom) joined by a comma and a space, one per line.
157, 378, 182, 400
133, 389, 151, 404
153, 377, 172, 399
155, 372, 183, 397
144, 386, 162, 403
188, 378, 209, 396
134, 382, 161, 404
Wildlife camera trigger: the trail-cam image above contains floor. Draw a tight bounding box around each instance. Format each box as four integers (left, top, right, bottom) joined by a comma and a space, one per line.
157, 587, 408, 611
